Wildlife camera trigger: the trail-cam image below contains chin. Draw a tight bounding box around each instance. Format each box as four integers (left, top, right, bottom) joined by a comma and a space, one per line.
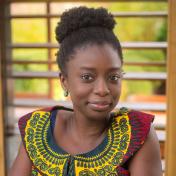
86, 107, 113, 121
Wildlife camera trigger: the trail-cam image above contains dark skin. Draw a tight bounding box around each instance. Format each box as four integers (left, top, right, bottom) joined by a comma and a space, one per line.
9, 43, 162, 176
55, 43, 122, 155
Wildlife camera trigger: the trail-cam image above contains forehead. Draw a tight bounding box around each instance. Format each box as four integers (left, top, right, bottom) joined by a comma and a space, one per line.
67, 43, 122, 71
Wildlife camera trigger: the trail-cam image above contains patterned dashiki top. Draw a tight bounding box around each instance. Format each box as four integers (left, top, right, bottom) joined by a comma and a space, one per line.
18, 106, 154, 176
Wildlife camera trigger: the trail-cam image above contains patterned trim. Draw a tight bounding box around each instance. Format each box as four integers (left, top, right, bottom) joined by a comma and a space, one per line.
18, 106, 153, 176
74, 111, 131, 175
24, 111, 69, 175
119, 110, 154, 167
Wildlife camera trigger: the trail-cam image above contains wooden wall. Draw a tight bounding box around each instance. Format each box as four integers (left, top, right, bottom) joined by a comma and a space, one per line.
0, 2, 6, 176
0, 57, 6, 176
165, 0, 176, 175
0, 0, 175, 175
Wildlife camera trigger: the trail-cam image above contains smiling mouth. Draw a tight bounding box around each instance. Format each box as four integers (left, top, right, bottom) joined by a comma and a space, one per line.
88, 102, 111, 111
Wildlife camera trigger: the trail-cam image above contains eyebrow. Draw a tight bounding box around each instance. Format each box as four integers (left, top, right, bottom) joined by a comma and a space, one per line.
80, 67, 96, 71
80, 66, 122, 71
108, 67, 123, 72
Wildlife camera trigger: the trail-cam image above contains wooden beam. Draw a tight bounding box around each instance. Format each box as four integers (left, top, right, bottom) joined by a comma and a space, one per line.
8, 42, 167, 49
6, 0, 167, 2
0, 3, 6, 176
0, 57, 6, 176
12, 98, 166, 111
8, 11, 168, 18
0, 54, 6, 176
165, 0, 176, 175
8, 60, 166, 67
9, 71, 167, 80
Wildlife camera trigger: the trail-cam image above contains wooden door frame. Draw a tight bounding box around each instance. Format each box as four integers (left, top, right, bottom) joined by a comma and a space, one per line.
165, 0, 176, 175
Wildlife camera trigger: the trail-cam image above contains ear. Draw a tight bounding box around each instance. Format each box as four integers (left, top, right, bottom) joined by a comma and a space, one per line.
59, 72, 68, 91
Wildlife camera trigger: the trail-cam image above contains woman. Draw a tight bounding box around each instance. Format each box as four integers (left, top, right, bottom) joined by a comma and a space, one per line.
9, 6, 162, 176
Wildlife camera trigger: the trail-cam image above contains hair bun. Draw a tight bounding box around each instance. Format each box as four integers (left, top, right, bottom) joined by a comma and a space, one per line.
55, 6, 116, 43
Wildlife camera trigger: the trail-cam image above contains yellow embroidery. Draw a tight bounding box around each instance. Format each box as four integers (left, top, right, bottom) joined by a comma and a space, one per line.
25, 111, 68, 175
75, 112, 131, 176
24, 109, 131, 176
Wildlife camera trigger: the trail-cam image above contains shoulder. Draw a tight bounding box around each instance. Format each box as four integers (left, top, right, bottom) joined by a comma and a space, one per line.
18, 107, 53, 157
113, 107, 155, 146
18, 107, 53, 137
127, 108, 155, 141
127, 108, 154, 124
17, 107, 57, 171
113, 107, 154, 131
112, 108, 156, 164
18, 105, 72, 147
18, 106, 53, 123
113, 108, 162, 175
128, 125, 162, 176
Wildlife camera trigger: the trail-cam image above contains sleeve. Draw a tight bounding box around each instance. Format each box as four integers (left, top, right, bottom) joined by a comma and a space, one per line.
18, 106, 53, 143
18, 108, 52, 175
18, 112, 33, 145
121, 110, 154, 165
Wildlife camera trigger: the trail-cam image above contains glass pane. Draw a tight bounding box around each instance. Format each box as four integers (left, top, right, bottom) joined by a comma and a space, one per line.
50, 2, 168, 14
15, 79, 48, 94
123, 49, 166, 72
114, 18, 167, 42
13, 64, 48, 72
12, 49, 48, 61
11, 19, 47, 43
107, 2, 168, 12
10, 3, 46, 15
120, 80, 166, 102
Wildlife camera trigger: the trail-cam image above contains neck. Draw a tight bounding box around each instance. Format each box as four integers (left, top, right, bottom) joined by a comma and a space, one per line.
68, 110, 111, 141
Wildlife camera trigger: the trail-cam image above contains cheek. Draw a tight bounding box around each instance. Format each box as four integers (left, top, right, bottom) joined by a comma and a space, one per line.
111, 82, 122, 99
68, 82, 92, 101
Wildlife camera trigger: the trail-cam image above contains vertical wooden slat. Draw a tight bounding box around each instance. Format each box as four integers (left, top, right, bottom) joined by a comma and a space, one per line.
0, 2, 6, 176
0, 57, 6, 176
47, 2, 54, 99
165, 0, 176, 175
4, 2, 15, 129
0, 56, 6, 176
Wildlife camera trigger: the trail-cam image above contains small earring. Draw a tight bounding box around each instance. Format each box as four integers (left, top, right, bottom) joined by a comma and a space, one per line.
64, 90, 69, 97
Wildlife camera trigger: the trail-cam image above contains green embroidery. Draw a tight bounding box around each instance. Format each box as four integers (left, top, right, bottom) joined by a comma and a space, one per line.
24, 108, 131, 176
31, 169, 38, 176
48, 167, 61, 175
79, 170, 96, 176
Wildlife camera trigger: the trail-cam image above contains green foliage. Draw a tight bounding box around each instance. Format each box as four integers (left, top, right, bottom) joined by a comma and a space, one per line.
107, 2, 167, 98
12, 2, 167, 99
13, 49, 48, 61
107, 2, 168, 12
156, 20, 167, 41
15, 79, 48, 94
12, 19, 47, 43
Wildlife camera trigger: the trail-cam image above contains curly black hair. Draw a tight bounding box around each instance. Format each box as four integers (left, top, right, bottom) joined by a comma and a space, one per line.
55, 6, 123, 75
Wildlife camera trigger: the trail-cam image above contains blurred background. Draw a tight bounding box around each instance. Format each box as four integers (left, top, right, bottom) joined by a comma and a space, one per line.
0, 0, 170, 175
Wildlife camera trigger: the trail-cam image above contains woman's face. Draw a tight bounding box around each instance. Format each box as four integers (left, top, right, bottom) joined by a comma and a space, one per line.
60, 43, 123, 121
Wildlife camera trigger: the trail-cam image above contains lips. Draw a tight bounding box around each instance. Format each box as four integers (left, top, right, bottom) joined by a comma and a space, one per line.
88, 101, 111, 111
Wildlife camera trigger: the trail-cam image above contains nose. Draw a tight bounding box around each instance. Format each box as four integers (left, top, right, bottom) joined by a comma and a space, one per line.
93, 78, 110, 97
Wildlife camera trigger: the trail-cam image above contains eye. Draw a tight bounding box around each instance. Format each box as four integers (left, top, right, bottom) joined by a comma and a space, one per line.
109, 72, 125, 82
81, 74, 94, 81
109, 74, 121, 81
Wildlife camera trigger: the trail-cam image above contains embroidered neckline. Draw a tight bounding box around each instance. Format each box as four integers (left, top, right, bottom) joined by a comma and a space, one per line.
48, 108, 112, 157
24, 106, 131, 175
